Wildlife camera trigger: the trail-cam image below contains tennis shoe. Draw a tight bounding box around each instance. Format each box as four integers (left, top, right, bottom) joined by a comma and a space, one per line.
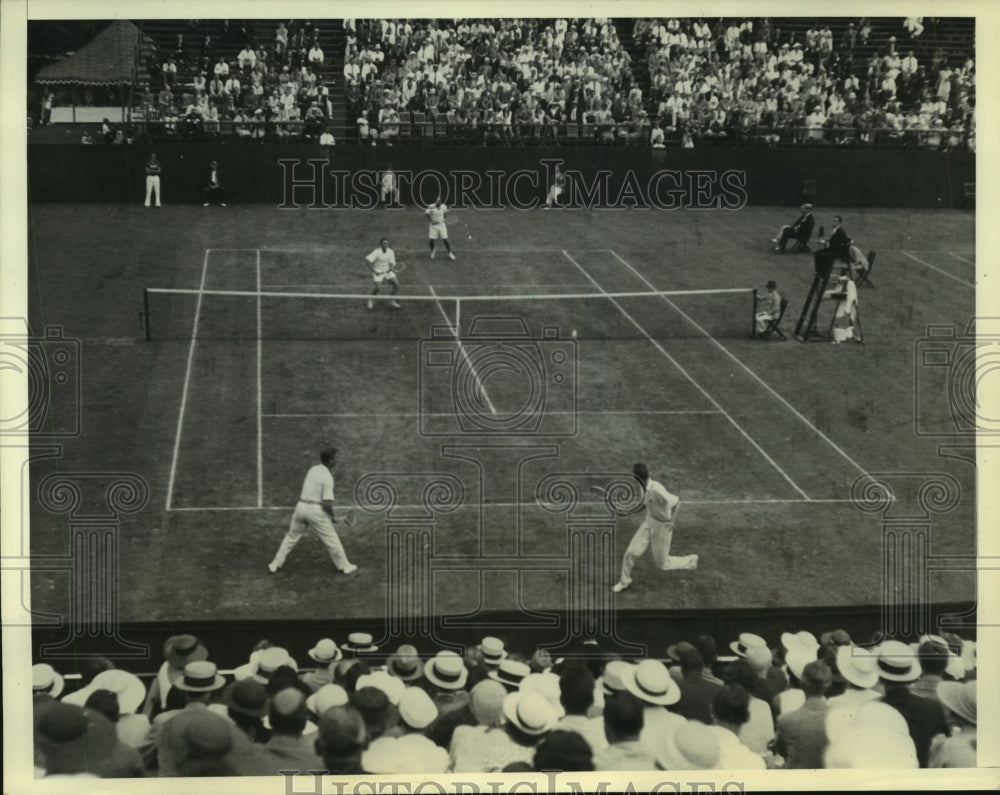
389, 300, 402, 308
367, 299, 374, 310
770, 237, 778, 243
203, 202, 210, 207
342, 563, 358, 575
430, 250, 435, 259
448, 252, 456, 260
267, 562, 281, 574
612, 581, 629, 593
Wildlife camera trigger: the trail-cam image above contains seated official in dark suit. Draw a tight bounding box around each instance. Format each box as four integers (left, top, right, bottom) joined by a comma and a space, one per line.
772, 204, 815, 253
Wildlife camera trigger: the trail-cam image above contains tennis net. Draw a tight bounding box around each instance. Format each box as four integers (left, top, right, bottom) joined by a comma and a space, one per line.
142, 286, 758, 342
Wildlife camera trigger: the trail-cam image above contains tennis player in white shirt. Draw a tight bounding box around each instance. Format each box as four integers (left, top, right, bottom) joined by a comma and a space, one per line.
268, 447, 358, 575
365, 237, 402, 309
425, 197, 456, 260
612, 462, 698, 593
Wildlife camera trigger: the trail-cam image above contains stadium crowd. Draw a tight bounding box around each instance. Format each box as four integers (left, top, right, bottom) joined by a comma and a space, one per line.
31, 625, 977, 777
135, 20, 336, 143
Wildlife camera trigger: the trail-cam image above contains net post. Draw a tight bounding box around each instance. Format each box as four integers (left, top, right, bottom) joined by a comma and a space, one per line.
455, 297, 461, 340
143, 287, 151, 342
751, 288, 758, 339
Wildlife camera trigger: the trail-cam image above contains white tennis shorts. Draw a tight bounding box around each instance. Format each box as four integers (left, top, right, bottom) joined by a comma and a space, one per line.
428, 222, 448, 240
373, 270, 397, 284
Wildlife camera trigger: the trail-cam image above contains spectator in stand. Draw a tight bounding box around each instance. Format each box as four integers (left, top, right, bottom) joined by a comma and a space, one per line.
217, 679, 271, 744
591, 690, 655, 770
827, 644, 880, 709
448, 679, 512, 772
771, 660, 832, 769
238, 44, 257, 72
553, 664, 606, 754
314, 705, 367, 775
162, 57, 177, 86
928, 681, 976, 768
532, 730, 594, 772
63, 670, 149, 749
259, 688, 324, 773
669, 643, 722, 724
213, 56, 229, 78
825, 701, 918, 768
308, 41, 325, 66
708, 684, 766, 769
910, 639, 951, 702
35, 702, 146, 778
876, 641, 949, 768
721, 658, 776, 760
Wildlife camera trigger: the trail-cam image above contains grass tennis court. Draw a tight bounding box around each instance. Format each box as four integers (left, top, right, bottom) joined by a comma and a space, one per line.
26, 202, 976, 621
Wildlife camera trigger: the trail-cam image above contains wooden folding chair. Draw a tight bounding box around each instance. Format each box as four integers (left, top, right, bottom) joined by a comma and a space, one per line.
855, 251, 876, 288
758, 297, 789, 341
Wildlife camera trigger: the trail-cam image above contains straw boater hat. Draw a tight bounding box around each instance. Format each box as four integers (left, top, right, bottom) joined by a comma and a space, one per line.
236, 647, 298, 684
502, 690, 560, 736
62, 670, 146, 714
621, 659, 681, 706
163, 635, 209, 671
308, 639, 343, 665
424, 651, 468, 690
729, 633, 768, 657
519, 672, 565, 714
386, 644, 423, 682
836, 645, 879, 689
488, 659, 531, 689
398, 687, 438, 730
342, 632, 379, 654
875, 640, 921, 682
355, 671, 406, 706
478, 636, 508, 666
601, 660, 636, 696
175, 661, 227, 693
33, 664, 65, 699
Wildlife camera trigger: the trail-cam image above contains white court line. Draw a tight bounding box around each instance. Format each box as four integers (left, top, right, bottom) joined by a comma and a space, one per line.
256, 249, 263, 509
428, 285, 497, 416
165, 250, 210, 511
947, 251, 976, 266
262, 410, 723, 418
561, 250, 811, 501
609, 249, 875, 481
166, 497, 867, 512
210, 247, 614, 254
901, 251, 975, 288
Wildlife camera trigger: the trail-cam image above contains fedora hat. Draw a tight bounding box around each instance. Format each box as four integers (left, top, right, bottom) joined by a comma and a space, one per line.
820, 629, 852, 647
386, 644, 423, 681
308, 638, 343, 664
488, 659, 531, 689
398, 686, 438, 730
306, 683, 349, 716
622, 659, 681, 706
601, 660, 636, 695
502, 690, 559, 736
876, 641, 920, 682
785, 647, 818, 680
342, 632, 379, 654
163, 635, 208, 670
729, 633, 767, 657
424, 651, 468, 690
175, 660, 226, 693
63, 670, 146, 714
655, 719, 720, 770
665, 641, 697, 663
355, 671, 406, 706
222, 678, 269, 717
35, 702, 119, 775
478, 636, 508, 666
836, 645, 879, 689
937, 680, 976, 725
33, 664, 65, 699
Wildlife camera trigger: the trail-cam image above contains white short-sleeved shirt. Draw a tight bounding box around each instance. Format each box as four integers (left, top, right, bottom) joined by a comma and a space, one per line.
381, 172, 396, 189
300, 464, 334, 502
425, 204, 448, 224
366, 246, 396, 275
644, 478, 679, 523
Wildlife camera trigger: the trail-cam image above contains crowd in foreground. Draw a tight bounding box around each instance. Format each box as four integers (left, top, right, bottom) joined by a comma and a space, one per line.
31, 624, 977, 777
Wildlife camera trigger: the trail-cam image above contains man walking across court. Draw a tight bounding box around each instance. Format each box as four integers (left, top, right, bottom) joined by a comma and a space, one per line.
425, 197, 456, 260
612, 463, 697, 593
268, 447, 358, 576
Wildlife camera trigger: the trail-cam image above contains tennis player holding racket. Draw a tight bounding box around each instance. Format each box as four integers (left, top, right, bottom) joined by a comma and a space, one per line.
611, 463, 698, 593
365, 237, 404, 309
268, 447, 358, 576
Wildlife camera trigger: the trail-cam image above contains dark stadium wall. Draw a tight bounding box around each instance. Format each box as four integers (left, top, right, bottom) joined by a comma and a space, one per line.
28, 144, 974, 209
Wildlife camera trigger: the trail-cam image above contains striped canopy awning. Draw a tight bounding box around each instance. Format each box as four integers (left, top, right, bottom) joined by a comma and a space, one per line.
35, 20, 153, 86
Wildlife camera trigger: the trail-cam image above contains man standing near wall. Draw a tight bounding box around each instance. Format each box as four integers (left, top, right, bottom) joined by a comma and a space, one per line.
203, 159, 226, 207
144, 152, 162, 208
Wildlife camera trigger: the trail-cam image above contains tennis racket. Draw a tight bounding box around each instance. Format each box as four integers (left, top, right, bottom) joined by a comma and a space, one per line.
336, 507, 357, 527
